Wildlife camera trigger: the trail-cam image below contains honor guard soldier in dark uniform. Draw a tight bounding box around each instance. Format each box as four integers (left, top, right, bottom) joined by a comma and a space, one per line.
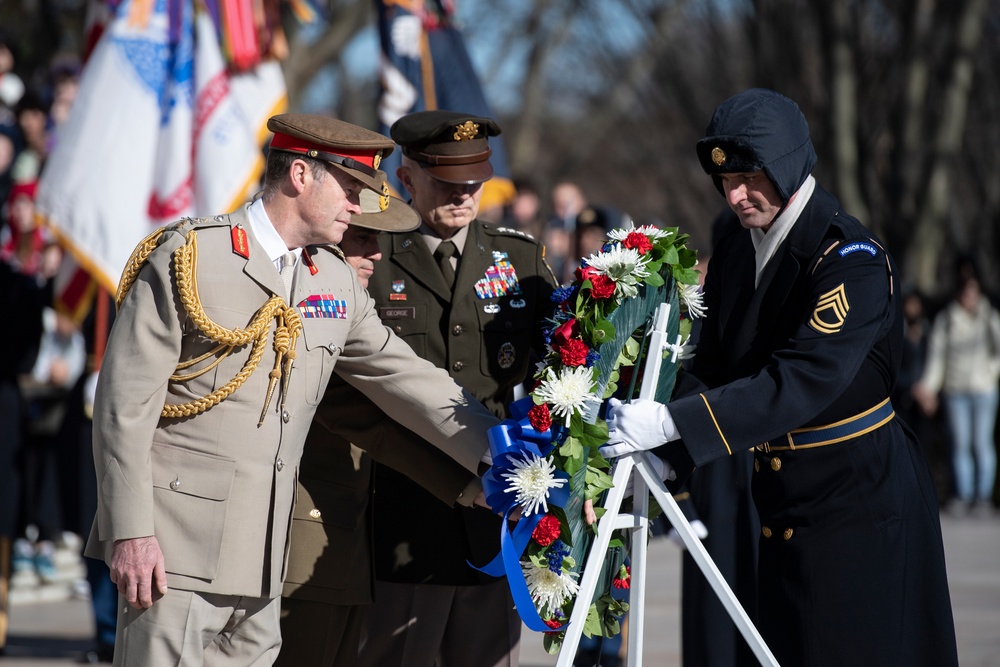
357, 110, 557, 667
602, 89, 959, 666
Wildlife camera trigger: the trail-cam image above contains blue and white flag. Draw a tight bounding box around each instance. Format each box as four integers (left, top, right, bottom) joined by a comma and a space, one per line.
36, 0, 286, 304
375, 0, 514, 209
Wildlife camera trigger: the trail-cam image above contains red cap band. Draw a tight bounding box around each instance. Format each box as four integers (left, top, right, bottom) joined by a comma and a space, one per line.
269, 132, 380, 169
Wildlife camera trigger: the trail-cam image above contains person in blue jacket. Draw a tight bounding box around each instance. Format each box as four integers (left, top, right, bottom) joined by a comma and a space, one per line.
602, 88, 959, 667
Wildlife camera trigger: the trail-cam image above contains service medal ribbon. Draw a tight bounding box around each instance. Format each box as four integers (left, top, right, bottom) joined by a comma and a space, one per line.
297, 294, 348, 319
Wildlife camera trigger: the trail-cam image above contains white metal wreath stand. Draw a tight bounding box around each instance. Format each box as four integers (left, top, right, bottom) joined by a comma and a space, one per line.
555, 304, 779, 667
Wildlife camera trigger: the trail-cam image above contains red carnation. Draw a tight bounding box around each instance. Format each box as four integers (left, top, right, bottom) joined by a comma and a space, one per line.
543, 618, 564, 631
576, 266, 616, 300
623, 231, 653, 254
528, 403, 552, 433
532, 513, 562, 547
589, 273, 616, 299
559, 338, 589, 367
551, 318, 579, 349
613, 564, 631, 589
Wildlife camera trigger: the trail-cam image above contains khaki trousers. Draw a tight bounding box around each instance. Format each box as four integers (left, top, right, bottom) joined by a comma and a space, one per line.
114, 590, 281, 667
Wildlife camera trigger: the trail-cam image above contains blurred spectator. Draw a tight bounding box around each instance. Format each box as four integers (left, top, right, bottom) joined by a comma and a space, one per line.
0, 179, 45, 657
0, 35, 25, 125
573, 204, 630, 260
0, 124, 17, 213
11, 92, 49, 183
501, 178, 543, 239
545, 181, 587, 283
45, 57, 80, 148
915, 271, 1000, 518
0, 180, 61, 279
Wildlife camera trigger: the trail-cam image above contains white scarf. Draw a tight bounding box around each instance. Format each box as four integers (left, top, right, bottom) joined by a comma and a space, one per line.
750, 175, 815, 287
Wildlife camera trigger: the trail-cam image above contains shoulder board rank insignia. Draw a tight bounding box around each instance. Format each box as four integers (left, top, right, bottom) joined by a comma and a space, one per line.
494, 226, 534, 240
231, 225, 250, 259
838, 241, 878, 258
301, 250, 319, 275
809, 283, 850, 334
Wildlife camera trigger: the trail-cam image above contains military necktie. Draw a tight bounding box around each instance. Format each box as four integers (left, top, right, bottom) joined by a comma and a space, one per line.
434, 240, 457, 291
280, 251, 297, 301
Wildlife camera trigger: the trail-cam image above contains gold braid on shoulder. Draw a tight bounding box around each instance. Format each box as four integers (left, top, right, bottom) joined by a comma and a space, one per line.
117, 226, 302, 425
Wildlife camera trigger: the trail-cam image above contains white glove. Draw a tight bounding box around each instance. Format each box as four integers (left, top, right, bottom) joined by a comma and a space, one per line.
600, 398, 678, 459
621, 453, 676, 497
667, 520, 708, 549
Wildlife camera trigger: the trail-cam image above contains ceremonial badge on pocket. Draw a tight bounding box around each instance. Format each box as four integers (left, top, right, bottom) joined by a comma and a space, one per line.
483, 303, 501, 314
809, 284, 849, 334
498, 342, 516, 369
389, 279, 407, 301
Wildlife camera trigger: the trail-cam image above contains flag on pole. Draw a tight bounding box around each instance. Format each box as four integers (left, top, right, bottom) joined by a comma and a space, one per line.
36, 0, 287, 320
375, 0, 515, 210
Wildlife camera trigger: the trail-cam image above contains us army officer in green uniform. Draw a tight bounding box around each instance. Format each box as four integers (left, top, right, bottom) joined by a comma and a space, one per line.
277, 191, 486, 667
356, 111, 557, 667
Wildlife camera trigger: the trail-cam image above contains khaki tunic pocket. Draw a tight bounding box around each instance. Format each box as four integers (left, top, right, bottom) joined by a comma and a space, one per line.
151, 443, 236, 581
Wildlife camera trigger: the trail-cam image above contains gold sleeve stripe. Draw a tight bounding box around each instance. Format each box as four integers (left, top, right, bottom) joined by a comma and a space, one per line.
700, 393, 733, 456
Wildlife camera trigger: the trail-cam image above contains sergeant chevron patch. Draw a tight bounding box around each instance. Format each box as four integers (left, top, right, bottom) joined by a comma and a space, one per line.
810, 284, 850, 334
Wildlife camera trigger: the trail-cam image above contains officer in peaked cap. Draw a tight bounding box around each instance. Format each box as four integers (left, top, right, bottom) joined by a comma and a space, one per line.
341, 109, 556, 667
86, 110, 506, 666
389, 109, 501, 184
601, 89, 959, 666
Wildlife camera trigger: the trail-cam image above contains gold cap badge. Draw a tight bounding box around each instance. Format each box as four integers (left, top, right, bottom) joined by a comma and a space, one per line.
373, 150, 382, 170
379, 180, 389, 212
453, 121, 479, 141
711, 147, 726, 166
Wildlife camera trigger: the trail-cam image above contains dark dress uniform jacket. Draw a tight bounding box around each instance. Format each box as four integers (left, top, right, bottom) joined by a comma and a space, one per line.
368, 221, 556, 585
665, 186, 958, 666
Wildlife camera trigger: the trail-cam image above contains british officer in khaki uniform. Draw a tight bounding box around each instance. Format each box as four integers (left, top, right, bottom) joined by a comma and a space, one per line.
85, 114, 500, 667
277, 196, 482, 667
356, 111, 557, 667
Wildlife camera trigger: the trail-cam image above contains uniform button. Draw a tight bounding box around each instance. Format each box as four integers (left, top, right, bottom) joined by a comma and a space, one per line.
761, 526, 772, 539
395, 325, 403, 334
309, 509, 321, 519
327, 343, 340, 353
282, 410, 290, 423
754, 459, 760, 473
276, 458, 285, 472
783, 528, 794, 540
504, 321, 512, 330
770, 457, 782, 471
452, 325, 464, 336
169, 476, 181, 491
452, 361, 464, 372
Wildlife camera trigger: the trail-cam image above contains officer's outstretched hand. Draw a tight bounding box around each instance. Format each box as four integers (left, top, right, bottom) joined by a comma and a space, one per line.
600, 398, 676, 459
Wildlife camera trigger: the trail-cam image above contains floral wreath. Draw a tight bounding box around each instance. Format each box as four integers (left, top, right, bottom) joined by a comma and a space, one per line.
476, 224, 704, 654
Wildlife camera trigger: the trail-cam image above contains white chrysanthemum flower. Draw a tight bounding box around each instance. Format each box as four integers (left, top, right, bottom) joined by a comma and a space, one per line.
585, 245, 651, 300
679, 282, 707, 318
586, 245, 651, 281
523, 561, 580, 613
533, 366, 600, 423
500, 452, 567, 516
607, 224, 672, 241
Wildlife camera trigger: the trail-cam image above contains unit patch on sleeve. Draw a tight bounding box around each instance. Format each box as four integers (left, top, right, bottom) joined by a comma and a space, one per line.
838, 242, 878, 258
809, 283, 850, 334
